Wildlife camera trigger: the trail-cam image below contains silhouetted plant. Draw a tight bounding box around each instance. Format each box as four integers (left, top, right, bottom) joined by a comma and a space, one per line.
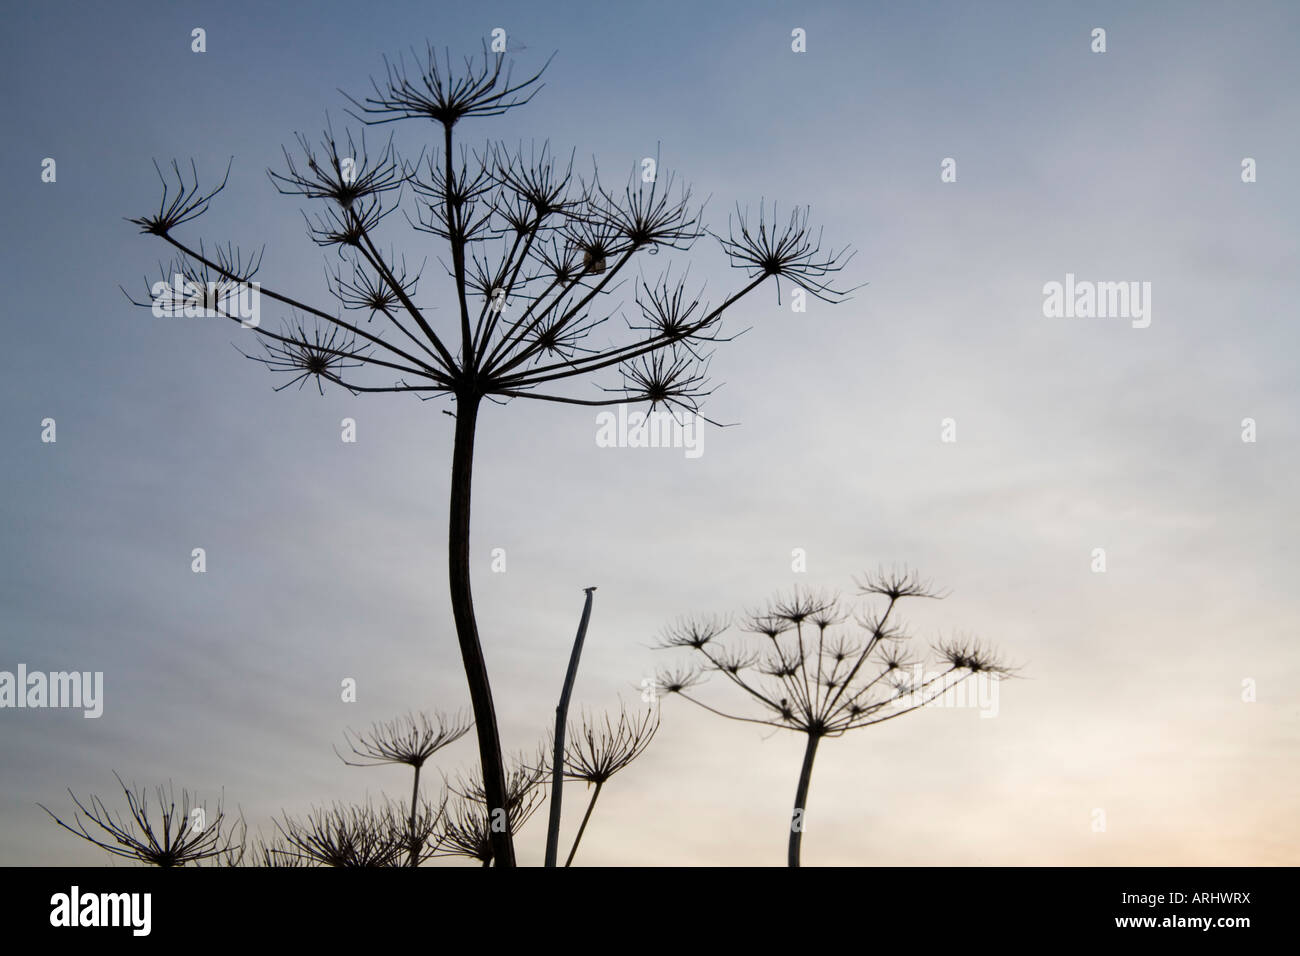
557, 703, 659, 866
42, 704, 657, 867
274, 798, 445, 868
336, 710, 470, 865
248, 833, 310, 868
122, 43, 856, 864
439, 751, 547, 865
656, 570, 1015, 866
39, 772, 244, 867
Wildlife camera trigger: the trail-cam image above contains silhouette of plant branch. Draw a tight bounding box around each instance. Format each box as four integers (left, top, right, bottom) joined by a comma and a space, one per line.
39, 772, 243, 867
124, 41, 857, 866
336, 710, 470, 865
557, 704, 659, 866
439, 751, 547, 865
657, 569, 1016, 865
274, 798, 445, 868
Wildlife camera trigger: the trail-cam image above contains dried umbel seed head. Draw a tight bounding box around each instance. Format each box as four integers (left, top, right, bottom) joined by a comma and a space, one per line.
716, 201, 860, 303
274, 800, 436, 868
655, 571, 1018, 867
440, 753, 547, 866
336, 711, 472, 769
39, 772, 243, 868
598, 158, 702, 252
656, 614, 730, 650
238, 315, 371, 395
654, 665, 704, 695
330, 254, 419, 318
562, 706, 660, 786
935, 637, 1014, 677
769, 587, 838, 625
268, 125, 404, 211
855, 566, 944, 601
128, 158, 232, 236
657, 571, 1014, 738
344, 42, 551, 127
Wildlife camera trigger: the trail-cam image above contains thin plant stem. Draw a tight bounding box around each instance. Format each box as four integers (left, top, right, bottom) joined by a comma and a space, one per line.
564, 780, 603, 867
788, 732, 820, 867
406, 764, 421, 867
544, 586, 597, 867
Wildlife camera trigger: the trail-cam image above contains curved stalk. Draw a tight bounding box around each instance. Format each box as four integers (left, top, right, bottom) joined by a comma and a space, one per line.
447, 392, 514, 867
788, 732, 821, 867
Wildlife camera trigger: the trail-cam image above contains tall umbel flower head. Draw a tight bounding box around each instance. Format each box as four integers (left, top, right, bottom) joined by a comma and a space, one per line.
123, 40, 859, 867
656, 570, 1015, 865
335, 710, 470, 866
553, 704, 659, 866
